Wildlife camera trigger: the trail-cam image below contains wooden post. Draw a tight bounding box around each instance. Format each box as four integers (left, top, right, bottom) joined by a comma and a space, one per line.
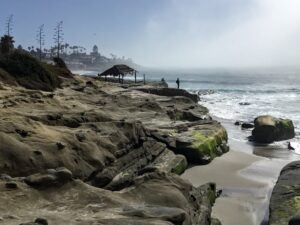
134, 71, 137, 83
122, 74, 124, 84
105, 75, 107, 81
143, 74, 146, 85
118, 74, 121, 83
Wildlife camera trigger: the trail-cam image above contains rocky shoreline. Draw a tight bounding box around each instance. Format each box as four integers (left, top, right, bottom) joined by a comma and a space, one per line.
0, 75, 228, 224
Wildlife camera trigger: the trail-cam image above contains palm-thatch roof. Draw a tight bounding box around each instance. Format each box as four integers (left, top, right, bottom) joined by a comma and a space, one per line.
99, 64, 136, 77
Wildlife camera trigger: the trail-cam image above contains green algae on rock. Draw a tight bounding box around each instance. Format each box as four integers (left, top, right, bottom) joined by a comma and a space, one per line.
269, 161, 300, 225
175, 122, 228, 164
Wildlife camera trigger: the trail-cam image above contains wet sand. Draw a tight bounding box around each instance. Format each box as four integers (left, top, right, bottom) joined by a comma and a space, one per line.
181, 118, 300, 225
182, 149, 266, 225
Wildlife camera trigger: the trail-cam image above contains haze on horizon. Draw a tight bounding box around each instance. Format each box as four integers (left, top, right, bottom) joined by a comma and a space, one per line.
1, 0, 300, 69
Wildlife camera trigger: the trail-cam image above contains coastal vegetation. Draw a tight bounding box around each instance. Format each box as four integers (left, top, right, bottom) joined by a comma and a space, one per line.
0, 50, 62, 91
0, 16, 69, 91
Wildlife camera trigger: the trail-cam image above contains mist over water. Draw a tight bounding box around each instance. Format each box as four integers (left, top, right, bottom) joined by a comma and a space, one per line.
133, 0, 300, 68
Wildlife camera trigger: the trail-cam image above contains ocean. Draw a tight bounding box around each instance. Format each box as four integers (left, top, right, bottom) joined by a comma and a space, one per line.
144, 69, 300, 144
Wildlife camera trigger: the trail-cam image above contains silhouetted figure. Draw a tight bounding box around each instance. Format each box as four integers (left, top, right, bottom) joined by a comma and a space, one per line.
176, 78, 180, 89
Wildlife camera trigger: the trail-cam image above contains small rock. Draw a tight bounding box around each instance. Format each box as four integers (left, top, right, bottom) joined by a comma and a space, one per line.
0, 174, 12, 181
46, 93, 55, 98
239, 102, 251, 106
56, 142, 65, 150
33, 150, 43, 156
3, 214, 19, 219
25, 167, 72, 188
86, 80, 93, 86
216, 189, 222, 197
15, 129, 29, 138
46, 169, 56, 174
288, 142, 300, 151
25, 174, 56, 188
72, 86, 85, 92
47, 114, 62, 121
5, 181, 18, 189
241, 123, 254, 129
75, 132, 86, 142
211, 218, 222, 225
35, 217, 48, 225
234, 121, 241, 126
289, 215, 300, 225
54, 167, 73, 181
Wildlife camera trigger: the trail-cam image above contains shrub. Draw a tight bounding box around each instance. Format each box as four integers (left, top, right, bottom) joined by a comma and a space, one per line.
47, 57, 73, 78
0, 68, 17, 86
53, 57, 67, 68
0, 35, 14, 54
0, 50, 61, 91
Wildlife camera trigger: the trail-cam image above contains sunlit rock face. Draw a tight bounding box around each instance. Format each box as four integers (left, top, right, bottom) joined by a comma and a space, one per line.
0, 75, 228, 224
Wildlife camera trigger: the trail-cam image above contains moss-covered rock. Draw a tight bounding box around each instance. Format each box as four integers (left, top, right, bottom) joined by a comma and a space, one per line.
252, 115, 295, 143
150, 148, 188, 175
171, 154, 188, 175
269, 161, 300, 225
175, 122, 228, 164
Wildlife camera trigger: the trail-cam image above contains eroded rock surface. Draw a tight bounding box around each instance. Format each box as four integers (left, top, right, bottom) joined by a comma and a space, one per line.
0, 75, 228, 224
269, 161, 300, 225
0, 75, 228, 178
0, 171, 216, 225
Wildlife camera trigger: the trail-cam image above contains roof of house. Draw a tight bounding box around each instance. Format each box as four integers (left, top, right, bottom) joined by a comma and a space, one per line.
99, 64, 136, 76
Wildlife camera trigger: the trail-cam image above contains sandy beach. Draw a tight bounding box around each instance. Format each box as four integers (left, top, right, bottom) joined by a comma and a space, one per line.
181, 118, 297, 225
182, 150, 265, 225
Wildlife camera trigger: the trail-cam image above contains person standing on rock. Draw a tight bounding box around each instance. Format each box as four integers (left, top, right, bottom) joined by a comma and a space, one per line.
176, 78, 180, 89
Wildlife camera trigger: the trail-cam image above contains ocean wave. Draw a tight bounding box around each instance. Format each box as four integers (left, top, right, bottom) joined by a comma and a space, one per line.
200, 91, 300, 136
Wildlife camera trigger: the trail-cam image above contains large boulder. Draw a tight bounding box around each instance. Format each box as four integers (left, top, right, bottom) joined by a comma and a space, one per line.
175, 122, 229, 164
269, 161, 300, 225
252, 115, 295, 143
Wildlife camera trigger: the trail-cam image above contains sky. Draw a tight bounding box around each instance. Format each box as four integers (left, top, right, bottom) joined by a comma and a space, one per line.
1, 0, 300, 68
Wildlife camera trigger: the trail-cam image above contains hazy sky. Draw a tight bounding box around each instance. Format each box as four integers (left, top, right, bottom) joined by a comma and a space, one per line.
1, 0, 300, 68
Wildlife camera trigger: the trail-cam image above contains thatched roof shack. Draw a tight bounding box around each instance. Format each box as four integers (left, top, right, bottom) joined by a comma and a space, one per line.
98, 64, 137, 83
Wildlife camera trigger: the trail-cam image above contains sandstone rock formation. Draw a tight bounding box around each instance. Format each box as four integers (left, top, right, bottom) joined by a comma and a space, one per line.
0, 75, 228, 224
0, 170, 217, 225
